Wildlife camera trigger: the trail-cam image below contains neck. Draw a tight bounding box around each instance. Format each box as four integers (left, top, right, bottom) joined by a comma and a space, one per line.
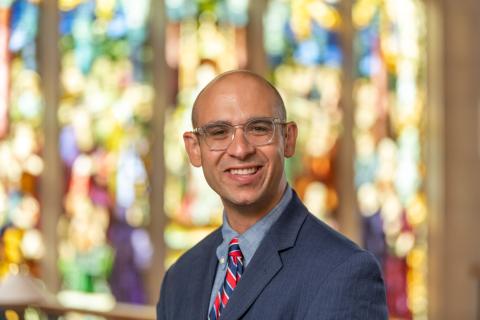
224, 211, 265, 234
223, 184, 287, 234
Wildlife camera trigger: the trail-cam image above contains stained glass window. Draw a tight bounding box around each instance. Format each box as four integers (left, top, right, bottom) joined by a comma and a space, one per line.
57, 0, 153, 305
0, 0, 44, 279
263, 0, 343, 226
352, 0, 427, 318
163, 0, 250, 267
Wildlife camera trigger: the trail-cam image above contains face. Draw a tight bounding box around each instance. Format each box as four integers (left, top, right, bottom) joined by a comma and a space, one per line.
183, 73, 297, 217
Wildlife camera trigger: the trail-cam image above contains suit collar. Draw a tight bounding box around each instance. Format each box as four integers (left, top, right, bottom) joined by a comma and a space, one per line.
219, 191, 308, 320
266, 191, 308, 251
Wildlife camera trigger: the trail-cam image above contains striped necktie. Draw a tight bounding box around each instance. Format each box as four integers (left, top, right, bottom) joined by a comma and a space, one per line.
208, 237, 244, 320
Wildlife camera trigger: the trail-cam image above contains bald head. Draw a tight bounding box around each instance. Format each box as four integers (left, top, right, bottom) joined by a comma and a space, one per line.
191, 70, 286, 128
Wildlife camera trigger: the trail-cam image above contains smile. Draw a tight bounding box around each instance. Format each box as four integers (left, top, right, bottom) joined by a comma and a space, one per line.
228, 167, 259, 175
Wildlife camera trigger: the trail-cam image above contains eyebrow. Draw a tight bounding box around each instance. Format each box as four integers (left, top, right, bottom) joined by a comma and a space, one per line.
200, 117, 276, 128
200, 120, 232, 127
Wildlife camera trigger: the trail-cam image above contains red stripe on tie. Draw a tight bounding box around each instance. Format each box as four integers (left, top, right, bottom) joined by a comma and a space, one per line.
221, 289, 229, 305
226, 269, 237, 289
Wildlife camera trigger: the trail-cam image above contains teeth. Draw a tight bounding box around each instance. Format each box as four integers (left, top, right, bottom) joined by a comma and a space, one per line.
230, 167, 257, 175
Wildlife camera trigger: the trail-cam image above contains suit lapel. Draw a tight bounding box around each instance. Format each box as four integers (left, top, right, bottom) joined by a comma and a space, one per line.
220, 192, 308, 320
186, 230, 222, 319
219, 236, 282, 320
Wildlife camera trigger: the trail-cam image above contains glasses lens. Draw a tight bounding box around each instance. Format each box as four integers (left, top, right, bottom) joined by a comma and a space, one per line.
245, 119, 275, 145
204, 124, 233, 149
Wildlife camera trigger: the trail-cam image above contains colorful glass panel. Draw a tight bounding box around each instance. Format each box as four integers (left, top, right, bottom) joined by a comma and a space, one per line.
352, 0, 427, 318
57, 0, 153, 304
164, 0, 249, 267
0, 0, 44, 279
263, 0, 343, 226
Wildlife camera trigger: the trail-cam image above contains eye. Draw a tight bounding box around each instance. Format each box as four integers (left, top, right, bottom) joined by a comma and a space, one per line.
205, 125, 231, 138
247, 120, 273, 135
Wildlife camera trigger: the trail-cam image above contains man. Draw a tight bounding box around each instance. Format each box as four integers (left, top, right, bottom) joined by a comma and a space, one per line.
157, 70, 388, 319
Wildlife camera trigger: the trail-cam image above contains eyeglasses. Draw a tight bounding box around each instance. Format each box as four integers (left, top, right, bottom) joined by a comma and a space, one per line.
192, 117, 289, 151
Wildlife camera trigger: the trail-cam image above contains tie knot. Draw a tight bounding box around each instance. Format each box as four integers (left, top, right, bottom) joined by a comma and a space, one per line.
228, 237, 243, 259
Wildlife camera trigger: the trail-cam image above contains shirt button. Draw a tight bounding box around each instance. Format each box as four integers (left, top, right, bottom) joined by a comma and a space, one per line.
220, 257, 226, 264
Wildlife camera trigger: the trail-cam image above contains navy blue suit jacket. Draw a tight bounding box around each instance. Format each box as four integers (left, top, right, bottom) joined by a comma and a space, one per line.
157, 192, 388, 319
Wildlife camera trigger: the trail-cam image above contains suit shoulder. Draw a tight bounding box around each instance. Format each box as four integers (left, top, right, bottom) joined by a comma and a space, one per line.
305, 214, 359, 246
285, 191, 363, 258
299, 213, 368, 264
289, 213, 383, 289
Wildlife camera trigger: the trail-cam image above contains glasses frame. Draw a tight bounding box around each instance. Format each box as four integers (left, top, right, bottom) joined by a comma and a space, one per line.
192, 117, 290, 151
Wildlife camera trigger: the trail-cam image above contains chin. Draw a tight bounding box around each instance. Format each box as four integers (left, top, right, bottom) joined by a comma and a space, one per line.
222, 192, 261, 207
228, 196, 258, 207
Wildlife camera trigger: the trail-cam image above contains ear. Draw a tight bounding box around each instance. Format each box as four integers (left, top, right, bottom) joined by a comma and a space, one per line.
283, 122, 298, 158
183, 132, 202, 167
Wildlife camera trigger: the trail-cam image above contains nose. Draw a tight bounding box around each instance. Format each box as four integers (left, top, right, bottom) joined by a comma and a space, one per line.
226, 127, 255, 159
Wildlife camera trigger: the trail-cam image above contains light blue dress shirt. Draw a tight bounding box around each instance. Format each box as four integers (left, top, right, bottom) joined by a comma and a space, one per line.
207, 186, 293, 312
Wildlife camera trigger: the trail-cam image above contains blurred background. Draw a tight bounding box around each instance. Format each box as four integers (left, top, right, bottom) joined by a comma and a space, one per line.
0, 0, 478, 319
